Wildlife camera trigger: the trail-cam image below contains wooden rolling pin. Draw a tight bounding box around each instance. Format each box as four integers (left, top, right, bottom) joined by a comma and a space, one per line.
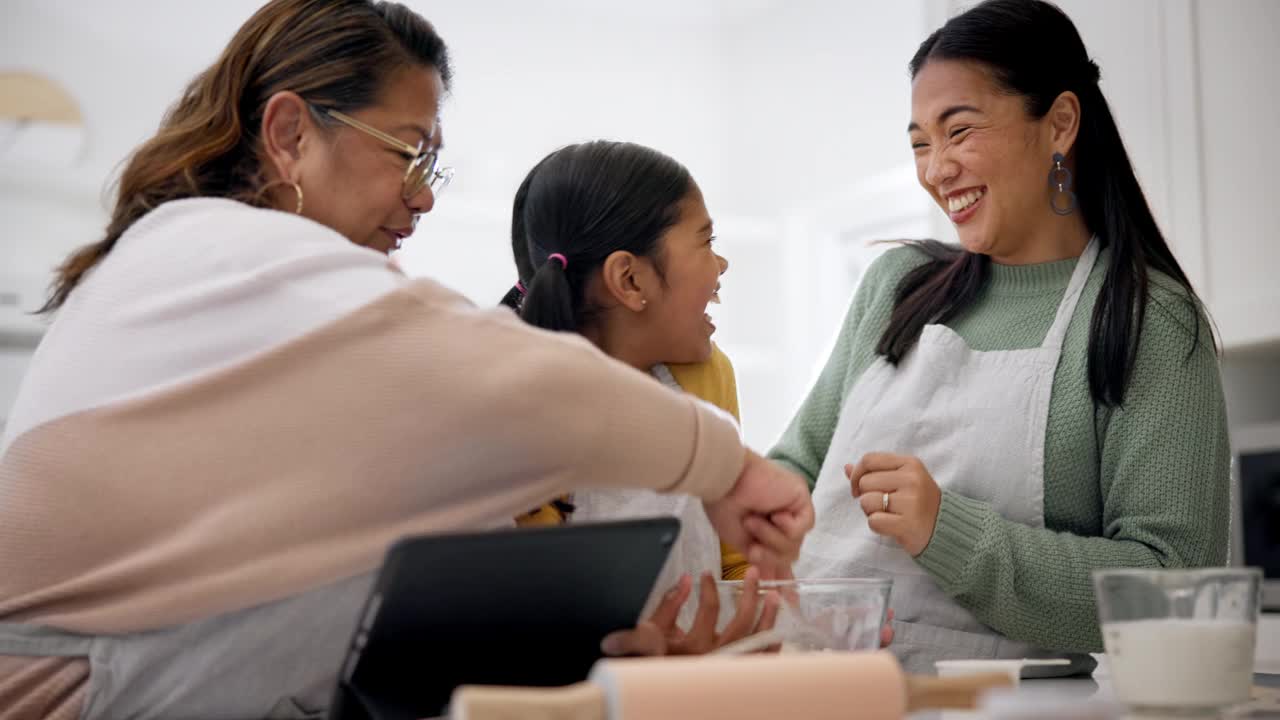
449, 651, 1013, 720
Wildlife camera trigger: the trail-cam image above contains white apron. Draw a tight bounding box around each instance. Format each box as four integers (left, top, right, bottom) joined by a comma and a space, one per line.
795, 239, 1100, 674
571, 364, 723, 631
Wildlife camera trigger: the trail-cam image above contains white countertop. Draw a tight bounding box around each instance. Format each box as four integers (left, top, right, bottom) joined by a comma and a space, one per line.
912, 671, 1280, 720
913, 615, 1280, 719
1257, 612, 1280, 675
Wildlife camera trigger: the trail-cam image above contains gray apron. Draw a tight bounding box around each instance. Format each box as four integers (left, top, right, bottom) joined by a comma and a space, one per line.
795, 239, 1100, 674
0, 571, 375, 719
571, 364, 722, 631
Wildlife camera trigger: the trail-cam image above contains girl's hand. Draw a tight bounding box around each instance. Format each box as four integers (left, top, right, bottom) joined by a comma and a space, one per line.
601, 568, 780, 657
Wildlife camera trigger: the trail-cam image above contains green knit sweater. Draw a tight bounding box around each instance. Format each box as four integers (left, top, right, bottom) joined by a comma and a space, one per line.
769, 244, 1230, 654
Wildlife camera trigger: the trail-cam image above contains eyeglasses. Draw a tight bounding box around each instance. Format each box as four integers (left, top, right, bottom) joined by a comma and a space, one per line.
313, 105, 454, 200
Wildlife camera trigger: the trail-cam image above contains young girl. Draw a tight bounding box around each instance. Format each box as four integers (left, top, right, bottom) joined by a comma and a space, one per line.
503, 141, 758, 637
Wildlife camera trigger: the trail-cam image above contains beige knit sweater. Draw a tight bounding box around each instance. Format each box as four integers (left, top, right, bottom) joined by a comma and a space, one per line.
0, 198, 745, 718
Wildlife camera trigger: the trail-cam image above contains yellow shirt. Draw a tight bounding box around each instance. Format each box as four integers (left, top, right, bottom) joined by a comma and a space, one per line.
518, 344, 750, 580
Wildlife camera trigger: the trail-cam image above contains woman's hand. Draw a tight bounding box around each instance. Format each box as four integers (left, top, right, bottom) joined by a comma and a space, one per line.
601, 567, 895, 654
601, 568, 780, 657
847, 453, 942, 557
704, 450, 814, 577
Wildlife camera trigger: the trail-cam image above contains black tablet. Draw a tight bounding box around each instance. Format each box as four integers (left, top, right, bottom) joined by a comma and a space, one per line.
329, 516, 681, 720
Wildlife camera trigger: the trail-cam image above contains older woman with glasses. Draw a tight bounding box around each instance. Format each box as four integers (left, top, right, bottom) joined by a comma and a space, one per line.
309, 104, 453, 251
0, 1, 812, 717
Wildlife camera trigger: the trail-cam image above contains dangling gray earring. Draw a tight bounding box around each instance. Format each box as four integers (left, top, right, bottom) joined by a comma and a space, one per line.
1048, 152, 1076, 216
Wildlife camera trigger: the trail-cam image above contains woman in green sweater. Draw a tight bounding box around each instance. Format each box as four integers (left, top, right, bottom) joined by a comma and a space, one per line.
772, 0, 1229, 674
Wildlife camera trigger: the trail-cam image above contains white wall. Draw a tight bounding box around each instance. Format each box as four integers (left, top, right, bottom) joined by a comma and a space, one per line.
0, 0, 740, 313
2, 1, 1277, 450
0, 1, 931, 450
393, 0, 737, 306
718, 2, 927, 213
710, 1, 931, 444
1, 2, 250, 263
399, 1, 934, 448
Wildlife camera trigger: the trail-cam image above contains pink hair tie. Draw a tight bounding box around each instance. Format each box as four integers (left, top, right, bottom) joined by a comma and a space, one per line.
515, 280, 527, 295
548, 253, 568, 270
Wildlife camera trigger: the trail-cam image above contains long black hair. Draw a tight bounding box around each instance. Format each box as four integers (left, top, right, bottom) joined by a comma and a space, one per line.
499, 141, 693, 333
881, 0, 1208, 407
498, 165, 540, 311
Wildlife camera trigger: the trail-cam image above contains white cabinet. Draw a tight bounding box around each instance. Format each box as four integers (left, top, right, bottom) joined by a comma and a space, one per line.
1194, 0, 1280, 349
1061, 0, 1280, 350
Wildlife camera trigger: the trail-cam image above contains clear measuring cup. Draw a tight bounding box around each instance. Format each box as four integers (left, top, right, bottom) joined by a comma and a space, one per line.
1093, 567, 1261, 713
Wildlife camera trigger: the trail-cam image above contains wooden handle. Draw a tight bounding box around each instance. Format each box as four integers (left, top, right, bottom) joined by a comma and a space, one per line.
449, 682, 606, 720
904, 673, 1015, 711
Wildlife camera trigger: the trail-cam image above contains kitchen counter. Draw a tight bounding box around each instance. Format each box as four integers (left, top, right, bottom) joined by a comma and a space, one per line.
914, 666, 1280, 719
912, 613, 1280, 719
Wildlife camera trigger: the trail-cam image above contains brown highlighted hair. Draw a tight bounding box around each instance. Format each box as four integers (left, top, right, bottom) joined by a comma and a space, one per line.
41, 0, 450, 312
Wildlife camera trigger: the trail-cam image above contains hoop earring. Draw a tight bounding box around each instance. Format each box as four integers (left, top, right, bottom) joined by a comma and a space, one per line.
256, 179, 304, 214
1048, 152, 1076, 216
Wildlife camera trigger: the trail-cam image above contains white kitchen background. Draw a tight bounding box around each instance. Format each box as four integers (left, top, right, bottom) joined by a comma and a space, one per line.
3, 0, 1278, 450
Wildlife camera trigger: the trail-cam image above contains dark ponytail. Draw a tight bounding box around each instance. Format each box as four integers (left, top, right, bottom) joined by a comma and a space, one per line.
877, 242, 988, 363
885, 0, 1209, 406
498, 162, 541, 311
522, 257, 579, 332
507, 141, 692, 334
1071, 79, 1201, 405
497, 283, 525, 312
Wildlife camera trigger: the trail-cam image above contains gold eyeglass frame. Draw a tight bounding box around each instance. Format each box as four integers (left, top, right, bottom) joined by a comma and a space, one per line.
313, 105, 454, 200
